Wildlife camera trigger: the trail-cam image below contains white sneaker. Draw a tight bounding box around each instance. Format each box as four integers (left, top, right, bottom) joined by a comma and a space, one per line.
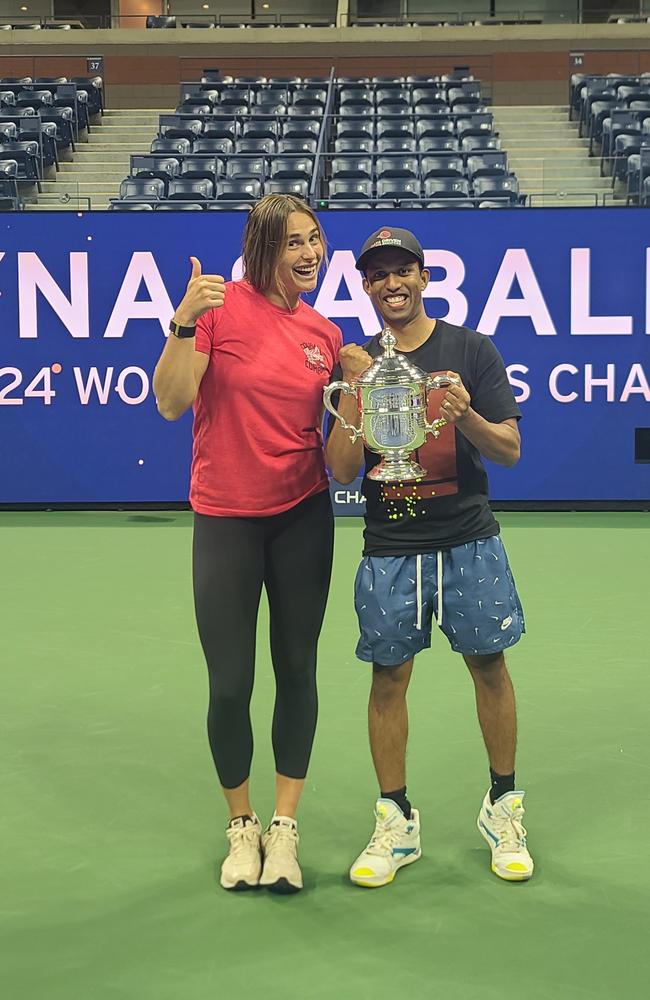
260, 816, 302, 894
219, 814, 263, 891
349, 799, 421, 888
477, 790, 534, 881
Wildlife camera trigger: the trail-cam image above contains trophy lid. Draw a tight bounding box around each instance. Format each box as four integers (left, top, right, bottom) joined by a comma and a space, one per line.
355, 328, 429, 387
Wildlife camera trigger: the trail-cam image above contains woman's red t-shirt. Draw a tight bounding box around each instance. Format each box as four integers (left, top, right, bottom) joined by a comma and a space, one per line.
190, 280, 342, 517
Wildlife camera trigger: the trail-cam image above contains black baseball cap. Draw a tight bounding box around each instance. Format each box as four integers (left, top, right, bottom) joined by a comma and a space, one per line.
355, 227, 425, 272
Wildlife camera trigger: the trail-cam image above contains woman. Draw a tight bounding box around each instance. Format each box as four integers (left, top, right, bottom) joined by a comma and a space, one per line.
153, 195, 342, 894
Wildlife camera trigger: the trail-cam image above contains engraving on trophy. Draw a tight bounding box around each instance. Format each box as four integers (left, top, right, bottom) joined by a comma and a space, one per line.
323, 328, 460, 483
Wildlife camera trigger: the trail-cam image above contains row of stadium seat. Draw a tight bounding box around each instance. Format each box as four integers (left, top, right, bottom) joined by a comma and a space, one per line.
116, 172, 520, 206
111, 71, 512, 211
575, 74, 650, 205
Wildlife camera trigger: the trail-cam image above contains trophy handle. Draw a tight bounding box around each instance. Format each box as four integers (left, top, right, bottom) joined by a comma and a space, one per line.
323, 381, 363, 443
424, 374, 461, 438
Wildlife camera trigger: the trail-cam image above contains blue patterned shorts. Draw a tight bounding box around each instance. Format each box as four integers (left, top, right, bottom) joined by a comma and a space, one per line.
354, 536, 525, 666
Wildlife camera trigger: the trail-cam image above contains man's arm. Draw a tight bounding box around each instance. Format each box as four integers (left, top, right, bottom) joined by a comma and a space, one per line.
439, 372, 521, 467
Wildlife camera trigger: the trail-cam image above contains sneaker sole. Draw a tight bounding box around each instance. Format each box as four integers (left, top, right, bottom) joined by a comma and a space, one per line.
220, 877, 260, 891
477, 817, 533, 881
261, 877, 302, 895
350, 848, 421, 888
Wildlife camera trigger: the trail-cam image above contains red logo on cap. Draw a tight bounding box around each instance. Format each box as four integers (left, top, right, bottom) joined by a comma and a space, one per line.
378, 229, 392, 239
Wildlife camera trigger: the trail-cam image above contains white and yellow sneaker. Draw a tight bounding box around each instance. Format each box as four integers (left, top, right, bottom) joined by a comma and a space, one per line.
477, 790, 534, 881
219, 814, 263, 891
349, 799, 421, 888
260, 816, 303, 894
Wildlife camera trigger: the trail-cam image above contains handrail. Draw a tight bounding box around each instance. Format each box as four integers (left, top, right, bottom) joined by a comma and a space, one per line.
310, 67, 337, 202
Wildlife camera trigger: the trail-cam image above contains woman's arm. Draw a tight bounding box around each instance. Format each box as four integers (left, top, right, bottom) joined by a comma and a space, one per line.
324, 344, 373, 484
152, 257, 225, 421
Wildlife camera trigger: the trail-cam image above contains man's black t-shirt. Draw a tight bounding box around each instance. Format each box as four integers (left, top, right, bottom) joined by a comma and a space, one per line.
329, 320, 520, 556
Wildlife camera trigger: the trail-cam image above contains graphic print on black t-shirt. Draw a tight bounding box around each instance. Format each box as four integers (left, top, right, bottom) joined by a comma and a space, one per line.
328, 321, 521, 556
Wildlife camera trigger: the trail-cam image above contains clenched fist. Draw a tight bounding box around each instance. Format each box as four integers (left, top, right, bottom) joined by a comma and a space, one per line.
339, 344, 373, 382
439, 371, 471, 424
173, 257, 226, 326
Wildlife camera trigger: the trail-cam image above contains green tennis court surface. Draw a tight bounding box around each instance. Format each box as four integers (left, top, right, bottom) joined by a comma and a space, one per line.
2, 512, 648, 999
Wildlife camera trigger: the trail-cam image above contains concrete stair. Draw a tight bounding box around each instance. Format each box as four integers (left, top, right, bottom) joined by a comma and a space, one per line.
26, 109, 172, 211
491, 105, 623, 208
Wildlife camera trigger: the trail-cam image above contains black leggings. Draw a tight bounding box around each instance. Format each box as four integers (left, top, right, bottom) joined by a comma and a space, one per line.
192, 489, 334, 789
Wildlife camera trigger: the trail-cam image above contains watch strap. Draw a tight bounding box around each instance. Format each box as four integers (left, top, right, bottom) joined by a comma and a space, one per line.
169, 319, 196, 339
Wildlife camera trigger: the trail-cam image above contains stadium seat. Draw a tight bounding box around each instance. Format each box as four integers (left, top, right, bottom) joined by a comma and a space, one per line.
269, 156, 313, 180
376, 155, 419, 178
265, 178, 309, 198
181, 156, 222, 182
330, 156, 373, 179
155, 202, 205, 210
424, 177, 471, 199
237, 137, 277, 154
151, 137, 192, 155
418, 135, 459, 153
118, 177, 165, 202
461, 135, 501, 152
206, 201, 253, 210
167, 178, 214, 200
109, 201, 155, 211
376, 177, 422, 202
473, 175, 519, 203
376, 136, 417, 154
226, 157, 267, 180
421, 155, 465, 178
194, 138, 234, 155
278, 137, 318, 155
466, 152, 508, 177
328, 178, 373, 201
215, 178, 262, 201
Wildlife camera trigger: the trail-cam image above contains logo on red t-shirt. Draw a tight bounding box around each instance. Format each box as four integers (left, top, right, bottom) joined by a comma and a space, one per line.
301, 342, 327, 373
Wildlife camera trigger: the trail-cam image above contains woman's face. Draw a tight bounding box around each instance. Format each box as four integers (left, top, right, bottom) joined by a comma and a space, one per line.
271, 211, 323, 306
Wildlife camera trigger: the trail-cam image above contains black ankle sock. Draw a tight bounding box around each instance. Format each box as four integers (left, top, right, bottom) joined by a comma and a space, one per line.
380, 786, 412, 820
489, 769, 515, 804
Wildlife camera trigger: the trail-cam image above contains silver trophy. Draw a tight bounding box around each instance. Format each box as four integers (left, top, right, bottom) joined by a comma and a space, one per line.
323, 329, 460, 482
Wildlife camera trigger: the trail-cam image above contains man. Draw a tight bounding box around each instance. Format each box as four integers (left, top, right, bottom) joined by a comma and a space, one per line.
325, 227, 534, 888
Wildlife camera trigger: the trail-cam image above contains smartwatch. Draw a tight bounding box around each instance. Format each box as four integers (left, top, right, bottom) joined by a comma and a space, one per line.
169, 319, 196, 339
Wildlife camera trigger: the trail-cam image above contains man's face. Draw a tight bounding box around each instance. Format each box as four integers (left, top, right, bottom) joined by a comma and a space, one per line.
362, 248, 429, 326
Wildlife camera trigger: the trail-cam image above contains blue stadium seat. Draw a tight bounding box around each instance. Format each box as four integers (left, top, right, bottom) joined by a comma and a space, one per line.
110, 201, 155, 211
334, 137, 375, 155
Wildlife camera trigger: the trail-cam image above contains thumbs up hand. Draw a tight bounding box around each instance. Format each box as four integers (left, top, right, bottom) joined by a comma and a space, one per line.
173, 256, 226, 326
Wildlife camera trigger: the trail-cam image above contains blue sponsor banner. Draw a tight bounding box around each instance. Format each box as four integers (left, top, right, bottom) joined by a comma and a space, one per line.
0, 209, 648, 506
